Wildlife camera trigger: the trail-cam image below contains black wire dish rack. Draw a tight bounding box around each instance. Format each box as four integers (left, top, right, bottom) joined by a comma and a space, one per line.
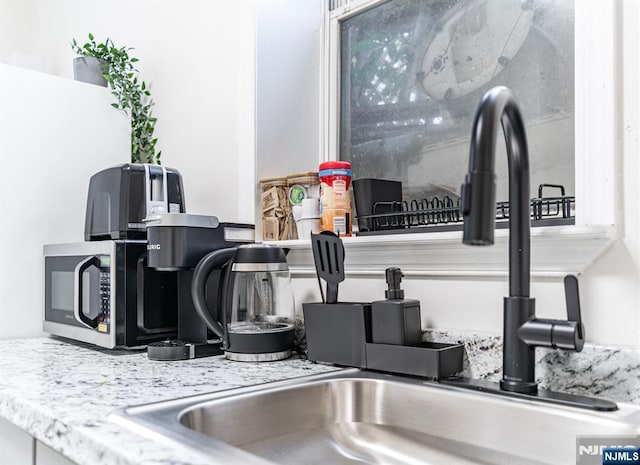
355, 184, 575, 235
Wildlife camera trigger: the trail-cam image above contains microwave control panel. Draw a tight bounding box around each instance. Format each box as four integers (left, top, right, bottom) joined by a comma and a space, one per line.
97, 256, 111, 333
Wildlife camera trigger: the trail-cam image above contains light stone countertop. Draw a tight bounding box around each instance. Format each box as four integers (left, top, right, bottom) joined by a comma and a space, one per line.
0, 337, 341, 465
1, 333, 637, 465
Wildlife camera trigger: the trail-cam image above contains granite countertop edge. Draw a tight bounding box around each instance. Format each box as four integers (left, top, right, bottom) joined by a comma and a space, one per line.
0, 337, 341, 465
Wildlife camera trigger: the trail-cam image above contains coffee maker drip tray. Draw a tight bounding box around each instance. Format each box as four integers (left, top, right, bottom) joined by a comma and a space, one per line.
147, 339, 224, 361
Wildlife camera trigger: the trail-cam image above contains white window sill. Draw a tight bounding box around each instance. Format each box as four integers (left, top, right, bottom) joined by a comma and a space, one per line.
267, 224, 618, 278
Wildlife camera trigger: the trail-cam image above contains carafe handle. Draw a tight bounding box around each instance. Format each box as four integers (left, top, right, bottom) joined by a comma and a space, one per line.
191, 248, 236, 340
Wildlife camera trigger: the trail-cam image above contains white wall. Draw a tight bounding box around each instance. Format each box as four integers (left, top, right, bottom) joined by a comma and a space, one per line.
0, 64, 130, 339
254, 0, 324, 239
0, 0, 255, 223
255, 0, 323, 179
0, 1, 34, 70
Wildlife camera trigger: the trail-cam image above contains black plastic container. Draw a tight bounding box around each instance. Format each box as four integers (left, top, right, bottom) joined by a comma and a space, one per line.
303, 302, 371, 368
365, 342, 464, 379
352, 178, 403, 232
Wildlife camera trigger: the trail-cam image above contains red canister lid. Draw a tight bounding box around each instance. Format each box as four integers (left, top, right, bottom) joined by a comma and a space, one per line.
318, 161, 352, 180
319, 161, 351, 171
318, 161, 352, 190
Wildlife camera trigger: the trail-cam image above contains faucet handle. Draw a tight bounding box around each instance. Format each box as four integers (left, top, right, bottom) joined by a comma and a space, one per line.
519, 274, 585, 352
564, 275, 583, 338
551, 274, 585, 351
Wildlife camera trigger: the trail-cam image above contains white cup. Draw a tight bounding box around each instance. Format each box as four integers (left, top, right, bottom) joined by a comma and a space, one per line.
292, 205, 303, 222
296, 217, 321, 239
301, 197, 320, 219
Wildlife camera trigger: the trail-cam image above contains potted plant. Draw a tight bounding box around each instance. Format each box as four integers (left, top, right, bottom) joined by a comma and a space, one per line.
71, 33, 161, 164
72, 53, 108, 87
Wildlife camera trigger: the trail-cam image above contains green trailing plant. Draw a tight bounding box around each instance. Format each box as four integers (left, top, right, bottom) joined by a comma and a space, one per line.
71, 33, 161, 164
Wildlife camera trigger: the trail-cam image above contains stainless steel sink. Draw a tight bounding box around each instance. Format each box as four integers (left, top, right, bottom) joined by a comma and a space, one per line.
111, 369, 640, 465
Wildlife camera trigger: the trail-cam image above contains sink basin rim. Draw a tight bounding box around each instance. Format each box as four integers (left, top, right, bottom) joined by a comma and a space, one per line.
109, 368, 640, 465
109, 368, 362, 465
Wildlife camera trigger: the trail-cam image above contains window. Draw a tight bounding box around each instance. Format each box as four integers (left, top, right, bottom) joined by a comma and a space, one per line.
336, 0, 575, 232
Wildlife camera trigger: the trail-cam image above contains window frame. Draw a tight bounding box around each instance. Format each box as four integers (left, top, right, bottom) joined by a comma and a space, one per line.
281, 0, 623, 278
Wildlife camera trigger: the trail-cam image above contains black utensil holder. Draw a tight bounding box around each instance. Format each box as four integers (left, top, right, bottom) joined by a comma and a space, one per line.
303, 302, 464, 379
303, 302, 371, 368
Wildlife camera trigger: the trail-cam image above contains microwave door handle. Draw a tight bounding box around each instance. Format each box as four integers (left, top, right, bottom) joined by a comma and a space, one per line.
74, 256, 100, 329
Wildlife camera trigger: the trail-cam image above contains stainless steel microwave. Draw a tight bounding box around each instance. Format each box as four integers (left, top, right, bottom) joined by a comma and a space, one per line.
43, 241, 178, 348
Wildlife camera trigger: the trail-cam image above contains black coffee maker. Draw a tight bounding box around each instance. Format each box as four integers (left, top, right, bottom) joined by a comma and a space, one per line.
144, 213, 255, 360
85, 163, 186, 241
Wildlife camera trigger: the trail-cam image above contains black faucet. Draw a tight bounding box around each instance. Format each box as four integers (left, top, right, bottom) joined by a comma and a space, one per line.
454, 86, 615, 410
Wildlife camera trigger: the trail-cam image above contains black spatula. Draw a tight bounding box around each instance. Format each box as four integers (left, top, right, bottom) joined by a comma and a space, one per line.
311, 231, 345, 304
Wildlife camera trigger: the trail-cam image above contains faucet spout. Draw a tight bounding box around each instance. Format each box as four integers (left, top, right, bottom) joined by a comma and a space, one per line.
461, 86, 530, 298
